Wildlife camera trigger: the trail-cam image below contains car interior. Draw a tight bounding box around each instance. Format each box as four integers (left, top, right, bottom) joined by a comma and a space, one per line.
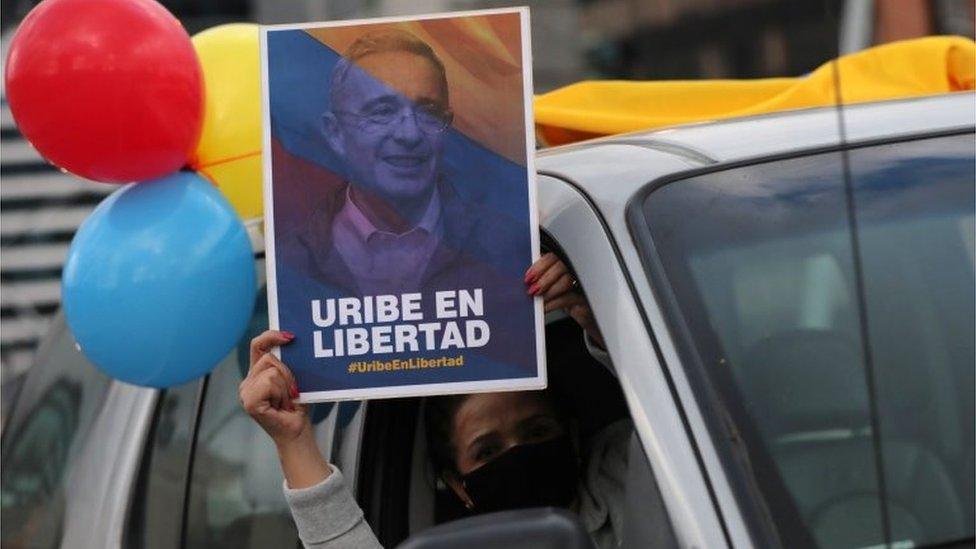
740, 329, 966, 547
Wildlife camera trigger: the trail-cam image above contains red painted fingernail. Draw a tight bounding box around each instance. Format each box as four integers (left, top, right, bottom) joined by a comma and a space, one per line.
290, 384, 299, 399
282, 331, 295, 340
528, 283, 540, 295
524, 269, 536, 284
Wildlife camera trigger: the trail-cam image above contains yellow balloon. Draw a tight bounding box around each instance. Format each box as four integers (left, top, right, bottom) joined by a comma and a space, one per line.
191, 24, 262, 220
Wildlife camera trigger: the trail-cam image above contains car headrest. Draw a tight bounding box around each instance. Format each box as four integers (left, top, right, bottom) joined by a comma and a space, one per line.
740, 329, 870, 438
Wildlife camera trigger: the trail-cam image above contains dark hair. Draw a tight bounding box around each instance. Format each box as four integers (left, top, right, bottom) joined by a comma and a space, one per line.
330, 28, 450, 111
424, 393, 471, 476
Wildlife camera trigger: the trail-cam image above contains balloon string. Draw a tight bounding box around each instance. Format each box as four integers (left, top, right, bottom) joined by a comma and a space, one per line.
196, 169, 218, 186
192, 149, 262, 170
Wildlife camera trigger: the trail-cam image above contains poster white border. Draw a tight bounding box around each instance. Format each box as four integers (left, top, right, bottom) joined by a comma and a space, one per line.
260, 7, 546, 402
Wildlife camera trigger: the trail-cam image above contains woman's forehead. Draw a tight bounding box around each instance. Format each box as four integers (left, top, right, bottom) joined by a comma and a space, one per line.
453, 392, 554, 438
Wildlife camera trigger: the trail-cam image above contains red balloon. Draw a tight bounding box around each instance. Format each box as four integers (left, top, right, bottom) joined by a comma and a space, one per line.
4, 0, 203, 184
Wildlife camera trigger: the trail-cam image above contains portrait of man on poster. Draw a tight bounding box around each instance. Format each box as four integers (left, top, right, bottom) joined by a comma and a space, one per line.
291, 29, 520, 298
264, 10, 542, 398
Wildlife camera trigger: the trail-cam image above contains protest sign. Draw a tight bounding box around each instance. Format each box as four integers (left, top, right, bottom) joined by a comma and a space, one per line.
261, 8, 544, 401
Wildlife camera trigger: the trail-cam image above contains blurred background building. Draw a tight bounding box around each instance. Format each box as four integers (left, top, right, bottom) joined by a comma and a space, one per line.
0, 0, 973, 408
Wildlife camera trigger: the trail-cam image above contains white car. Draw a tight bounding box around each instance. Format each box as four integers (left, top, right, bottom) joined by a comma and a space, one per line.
3, 92, 973, 549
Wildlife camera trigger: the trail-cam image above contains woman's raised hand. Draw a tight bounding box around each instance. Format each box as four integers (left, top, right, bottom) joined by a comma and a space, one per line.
525, 253, 606, 349
241, 330, 331, 488
240, 330, 310, 445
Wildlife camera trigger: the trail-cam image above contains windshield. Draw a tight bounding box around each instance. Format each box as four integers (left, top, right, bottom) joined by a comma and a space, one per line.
633, 133, 974, 548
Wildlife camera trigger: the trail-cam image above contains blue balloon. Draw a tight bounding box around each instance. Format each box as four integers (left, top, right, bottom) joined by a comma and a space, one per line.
62, 172, 257, 388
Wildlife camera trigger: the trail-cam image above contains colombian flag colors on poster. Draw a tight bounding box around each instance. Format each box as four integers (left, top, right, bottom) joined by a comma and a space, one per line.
261, 9, 545, 402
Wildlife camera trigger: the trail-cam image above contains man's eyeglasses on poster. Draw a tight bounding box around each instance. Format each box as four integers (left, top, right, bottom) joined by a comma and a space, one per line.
335, 101, 454, 134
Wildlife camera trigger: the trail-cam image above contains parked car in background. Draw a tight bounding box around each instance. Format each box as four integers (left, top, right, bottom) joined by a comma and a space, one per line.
2, 92, 973, 549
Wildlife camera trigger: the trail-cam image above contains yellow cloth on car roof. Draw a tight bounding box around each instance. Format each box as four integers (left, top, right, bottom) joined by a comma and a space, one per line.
534, 36, 975, 146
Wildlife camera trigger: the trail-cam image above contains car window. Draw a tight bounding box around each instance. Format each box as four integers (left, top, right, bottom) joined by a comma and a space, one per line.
633, 133, 974, 548
0, 316, 112, 548
183, 285, 301, 549
849, 135, 975, 545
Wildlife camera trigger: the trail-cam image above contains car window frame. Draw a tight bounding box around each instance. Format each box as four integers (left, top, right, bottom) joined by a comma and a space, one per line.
535, 169, 734, 548
124, 368, 208, 548
624, 126, 976, 549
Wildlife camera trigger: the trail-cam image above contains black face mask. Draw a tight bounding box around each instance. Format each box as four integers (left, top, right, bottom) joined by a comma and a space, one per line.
457, 434, 579, 515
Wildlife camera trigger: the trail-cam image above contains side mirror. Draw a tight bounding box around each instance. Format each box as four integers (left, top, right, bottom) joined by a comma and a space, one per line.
396, 507, 595, 549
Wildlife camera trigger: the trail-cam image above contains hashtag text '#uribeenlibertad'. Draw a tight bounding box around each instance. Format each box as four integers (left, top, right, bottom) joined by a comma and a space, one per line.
347, 355, 465, 373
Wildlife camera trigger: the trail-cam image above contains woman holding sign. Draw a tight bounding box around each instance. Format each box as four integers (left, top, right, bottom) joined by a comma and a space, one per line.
240, 254, 629, 548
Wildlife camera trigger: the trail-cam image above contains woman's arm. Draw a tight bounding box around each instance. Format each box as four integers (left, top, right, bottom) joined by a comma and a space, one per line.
241, 330, 381, 548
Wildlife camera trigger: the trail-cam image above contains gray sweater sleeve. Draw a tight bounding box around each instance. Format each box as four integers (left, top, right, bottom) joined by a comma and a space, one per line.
283, 465, 383, 549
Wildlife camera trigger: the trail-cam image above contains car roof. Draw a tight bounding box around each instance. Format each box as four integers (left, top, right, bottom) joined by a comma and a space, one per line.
535, 92, 976, 203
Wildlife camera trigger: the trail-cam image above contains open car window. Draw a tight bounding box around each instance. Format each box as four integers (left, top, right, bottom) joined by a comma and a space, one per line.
356, 266, 678, 548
